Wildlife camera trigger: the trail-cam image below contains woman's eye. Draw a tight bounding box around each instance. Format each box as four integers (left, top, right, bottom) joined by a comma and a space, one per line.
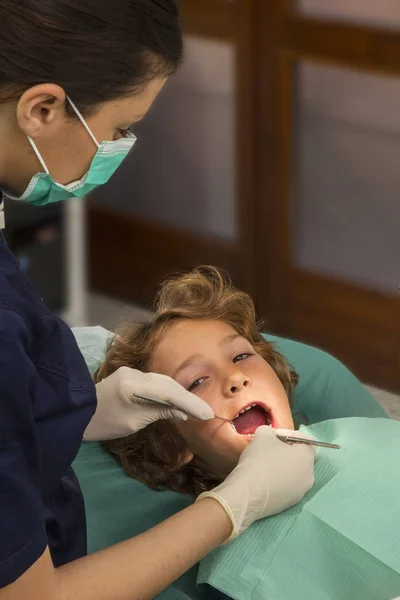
233, 353, 251, 363
188, 377, 207, 392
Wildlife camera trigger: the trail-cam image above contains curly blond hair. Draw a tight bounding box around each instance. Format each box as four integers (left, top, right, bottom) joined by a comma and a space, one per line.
96, 266, 298, 497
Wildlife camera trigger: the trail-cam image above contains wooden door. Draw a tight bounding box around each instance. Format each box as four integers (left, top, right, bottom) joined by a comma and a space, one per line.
88, 0, 256, 306
256, 1, 400, 391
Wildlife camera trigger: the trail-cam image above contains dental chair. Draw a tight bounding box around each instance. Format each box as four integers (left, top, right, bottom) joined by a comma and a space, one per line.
72, 326, 386, 600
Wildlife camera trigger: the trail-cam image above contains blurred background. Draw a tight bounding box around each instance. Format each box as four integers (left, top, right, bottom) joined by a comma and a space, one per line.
5, 0, 399, 413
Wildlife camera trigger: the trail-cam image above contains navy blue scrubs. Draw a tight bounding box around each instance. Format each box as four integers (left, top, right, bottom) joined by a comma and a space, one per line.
0, 205, 97, 587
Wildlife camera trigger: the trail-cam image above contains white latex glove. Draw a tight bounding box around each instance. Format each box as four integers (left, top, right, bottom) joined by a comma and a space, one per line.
84, 366, 214, 441
197, 426, 316, 542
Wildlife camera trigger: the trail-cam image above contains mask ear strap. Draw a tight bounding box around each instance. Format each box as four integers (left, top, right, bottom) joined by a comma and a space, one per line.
66, 96, 100, 149
27, 137, 49, 174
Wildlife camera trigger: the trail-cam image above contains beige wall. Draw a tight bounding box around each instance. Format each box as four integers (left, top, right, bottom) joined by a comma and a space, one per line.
299, 0, 400, 28
294, 63, 400, 294
95, 37, 237, 242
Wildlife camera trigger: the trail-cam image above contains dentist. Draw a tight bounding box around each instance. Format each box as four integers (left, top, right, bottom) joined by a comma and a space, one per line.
0, 2, 315, 599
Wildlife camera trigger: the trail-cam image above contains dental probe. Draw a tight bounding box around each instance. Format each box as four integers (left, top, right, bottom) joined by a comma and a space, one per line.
134, 393, 340, 449
134, 392, 228, 421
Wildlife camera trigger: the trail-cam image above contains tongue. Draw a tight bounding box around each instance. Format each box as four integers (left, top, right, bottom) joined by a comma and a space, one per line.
233, 406, 268, 435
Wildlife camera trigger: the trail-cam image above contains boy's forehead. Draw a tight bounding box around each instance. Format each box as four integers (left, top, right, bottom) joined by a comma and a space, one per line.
150, 319, 240, 374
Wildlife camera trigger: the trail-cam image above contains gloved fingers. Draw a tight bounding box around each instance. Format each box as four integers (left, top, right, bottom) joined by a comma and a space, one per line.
238, 425, 277, 457
162, 390, 214, 421
275, 428, 316, 456
135, 374, 214, 421
250, 425, 279, 441
250, 426, 316, 458
157, 408, 188, 422
248, 425, 277, 448
275, 427, 315, 441
130, 404, 189, 425
238, 425, 315, 446
123, 407, 188, 434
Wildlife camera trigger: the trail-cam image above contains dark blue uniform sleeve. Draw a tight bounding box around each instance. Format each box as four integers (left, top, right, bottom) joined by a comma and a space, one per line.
0, 309, 48, 588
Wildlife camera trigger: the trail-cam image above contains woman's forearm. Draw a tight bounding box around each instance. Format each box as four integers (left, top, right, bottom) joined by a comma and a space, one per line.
57, 498, 231, 600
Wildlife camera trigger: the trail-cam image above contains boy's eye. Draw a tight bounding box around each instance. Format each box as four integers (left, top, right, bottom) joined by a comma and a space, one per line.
233, 353, 251, 363
188, 377, 207, 392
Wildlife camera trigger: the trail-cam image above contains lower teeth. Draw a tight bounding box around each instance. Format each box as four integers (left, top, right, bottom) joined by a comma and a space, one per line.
230, 423, 272, 435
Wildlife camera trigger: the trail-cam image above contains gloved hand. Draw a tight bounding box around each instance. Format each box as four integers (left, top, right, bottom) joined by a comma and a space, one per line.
197, 426, 316, 542
84, 366, 214, 441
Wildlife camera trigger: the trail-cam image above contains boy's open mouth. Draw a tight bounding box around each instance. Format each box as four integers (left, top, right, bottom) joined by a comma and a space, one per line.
231, 404, 273, 436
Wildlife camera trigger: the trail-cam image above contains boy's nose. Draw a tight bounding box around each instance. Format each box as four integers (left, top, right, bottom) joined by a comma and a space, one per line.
224, 370, 251, 395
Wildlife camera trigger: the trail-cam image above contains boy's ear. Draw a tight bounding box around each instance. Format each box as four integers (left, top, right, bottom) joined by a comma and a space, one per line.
178, 448, 194, 466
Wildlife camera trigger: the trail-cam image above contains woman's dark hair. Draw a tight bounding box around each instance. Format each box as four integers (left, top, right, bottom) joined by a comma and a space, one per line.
0, 0, 182, 113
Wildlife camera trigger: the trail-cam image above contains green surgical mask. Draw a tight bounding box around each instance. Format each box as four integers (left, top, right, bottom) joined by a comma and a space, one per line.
4, 97, 136, 205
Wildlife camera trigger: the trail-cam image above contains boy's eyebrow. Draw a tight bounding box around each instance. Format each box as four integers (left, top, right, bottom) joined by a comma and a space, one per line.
173, 335, 245, 377
221, 334, 243, 345
173, 354, 204, 378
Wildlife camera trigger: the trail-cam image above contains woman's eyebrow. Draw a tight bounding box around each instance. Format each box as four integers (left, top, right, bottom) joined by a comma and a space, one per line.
173, 354, 204, 378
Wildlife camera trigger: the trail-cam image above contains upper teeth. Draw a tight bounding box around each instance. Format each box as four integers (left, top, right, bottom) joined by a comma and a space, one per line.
233, 403, 257, 420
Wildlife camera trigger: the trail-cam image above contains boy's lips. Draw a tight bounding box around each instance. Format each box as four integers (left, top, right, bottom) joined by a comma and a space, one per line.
229, 402, 274, 435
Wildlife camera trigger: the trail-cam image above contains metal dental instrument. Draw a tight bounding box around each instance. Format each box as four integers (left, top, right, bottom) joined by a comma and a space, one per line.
134, 393, 340, 449
200, 415, 341, 448
134, 393, 235, 422
211, 418, 341, 449
134, 393, 179, 408
211, 417, 341, 449
276, 435, 340, 450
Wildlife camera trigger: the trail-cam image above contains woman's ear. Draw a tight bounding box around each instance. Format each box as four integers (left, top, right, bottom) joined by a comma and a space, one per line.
16, 83, 67, 138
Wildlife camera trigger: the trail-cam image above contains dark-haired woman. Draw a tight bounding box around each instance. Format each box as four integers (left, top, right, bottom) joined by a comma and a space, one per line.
0, 2, 315, 598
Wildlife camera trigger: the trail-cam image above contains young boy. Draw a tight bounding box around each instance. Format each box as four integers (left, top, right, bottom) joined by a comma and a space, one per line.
97, 266, 300, 496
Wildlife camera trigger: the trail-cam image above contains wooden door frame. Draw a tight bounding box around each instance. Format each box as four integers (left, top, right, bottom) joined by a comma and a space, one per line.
89, 0, 257, 307
255, 0, 400, 391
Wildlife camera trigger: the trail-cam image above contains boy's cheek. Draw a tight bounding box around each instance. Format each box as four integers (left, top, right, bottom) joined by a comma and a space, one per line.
175, 420, 217, 452
176, 417, 216, 437
176, 420, 249, 469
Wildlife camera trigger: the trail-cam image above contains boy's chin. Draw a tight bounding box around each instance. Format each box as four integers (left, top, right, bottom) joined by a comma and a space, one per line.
233, 433, 255, 455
